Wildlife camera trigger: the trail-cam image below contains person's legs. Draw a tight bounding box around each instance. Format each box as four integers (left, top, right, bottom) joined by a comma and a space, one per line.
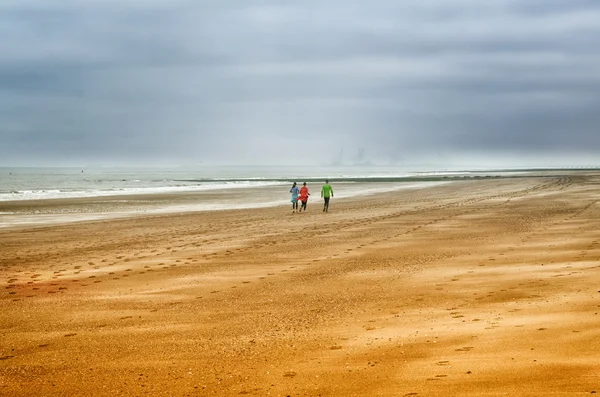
324, 197, 330, 212
302, 200, 307, 212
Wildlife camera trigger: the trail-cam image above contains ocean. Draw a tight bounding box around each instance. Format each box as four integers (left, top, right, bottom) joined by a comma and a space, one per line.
0, 165, 501, 202
0, 165, 532, 228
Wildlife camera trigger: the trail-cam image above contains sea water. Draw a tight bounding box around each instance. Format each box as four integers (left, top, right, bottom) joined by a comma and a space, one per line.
0, 165, 486, 202
0, 165, 524, 228
0, 166, 282, 201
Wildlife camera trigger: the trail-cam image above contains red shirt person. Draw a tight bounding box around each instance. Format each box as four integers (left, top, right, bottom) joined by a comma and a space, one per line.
298, 183, 310, 212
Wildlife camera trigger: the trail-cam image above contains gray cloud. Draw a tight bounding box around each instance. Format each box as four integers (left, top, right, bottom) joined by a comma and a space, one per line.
1, 0, 600, 167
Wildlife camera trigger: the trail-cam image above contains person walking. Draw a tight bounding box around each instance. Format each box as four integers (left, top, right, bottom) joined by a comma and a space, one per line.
321, 179, 334, 213
298, 182, 310, 212
290, 182, 300, 213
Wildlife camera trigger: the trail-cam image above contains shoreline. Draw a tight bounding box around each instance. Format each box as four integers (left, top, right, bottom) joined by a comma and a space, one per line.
2, 167, 595, 203
0, 181, 449, 229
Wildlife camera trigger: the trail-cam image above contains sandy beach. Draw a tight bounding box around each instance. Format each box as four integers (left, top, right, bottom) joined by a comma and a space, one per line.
1, 174, 599, 396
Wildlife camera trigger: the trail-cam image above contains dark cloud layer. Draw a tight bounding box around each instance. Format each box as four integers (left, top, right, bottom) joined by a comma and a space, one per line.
1, 0, 599, 167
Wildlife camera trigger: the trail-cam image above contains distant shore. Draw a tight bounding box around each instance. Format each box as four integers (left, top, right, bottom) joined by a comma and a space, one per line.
0, 181, 448, 228
3, 168, 598, 229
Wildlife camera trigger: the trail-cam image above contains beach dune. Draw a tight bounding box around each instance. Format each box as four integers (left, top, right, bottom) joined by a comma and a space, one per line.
1, 174, 599, 396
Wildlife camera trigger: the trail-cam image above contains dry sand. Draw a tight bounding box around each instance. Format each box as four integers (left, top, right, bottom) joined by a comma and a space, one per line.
1, 174, 599, 396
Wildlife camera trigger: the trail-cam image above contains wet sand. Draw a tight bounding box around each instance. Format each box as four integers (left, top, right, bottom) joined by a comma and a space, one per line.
1, 174, 599, 396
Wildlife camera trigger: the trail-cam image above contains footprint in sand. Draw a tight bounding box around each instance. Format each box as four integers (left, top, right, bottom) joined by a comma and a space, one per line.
455, 347, 474, 352
64, 333, 77, 337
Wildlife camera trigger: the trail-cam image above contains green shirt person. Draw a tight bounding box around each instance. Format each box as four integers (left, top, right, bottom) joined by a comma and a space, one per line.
321, 180, 334, 212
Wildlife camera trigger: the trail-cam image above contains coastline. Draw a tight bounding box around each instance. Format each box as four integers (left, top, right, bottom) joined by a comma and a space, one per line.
1, 174, 599, 396
0, 181, 448, 229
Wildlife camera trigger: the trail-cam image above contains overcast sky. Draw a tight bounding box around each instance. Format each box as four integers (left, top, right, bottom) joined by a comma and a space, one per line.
1, 0, 600, 168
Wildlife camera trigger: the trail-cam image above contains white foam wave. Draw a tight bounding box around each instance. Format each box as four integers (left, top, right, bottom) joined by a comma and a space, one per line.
0, 181, 285, 201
